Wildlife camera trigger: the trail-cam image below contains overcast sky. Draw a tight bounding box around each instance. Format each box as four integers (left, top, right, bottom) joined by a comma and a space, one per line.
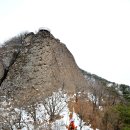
0, 0, 130, 85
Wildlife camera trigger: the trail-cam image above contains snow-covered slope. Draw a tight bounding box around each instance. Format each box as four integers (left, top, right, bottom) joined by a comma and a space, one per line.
0, 90, 99, 130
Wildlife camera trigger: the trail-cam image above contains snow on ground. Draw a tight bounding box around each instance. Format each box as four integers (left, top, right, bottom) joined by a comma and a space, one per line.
52, 108, 95, 130
0, 90, 99, 130
51, 91, 98, 130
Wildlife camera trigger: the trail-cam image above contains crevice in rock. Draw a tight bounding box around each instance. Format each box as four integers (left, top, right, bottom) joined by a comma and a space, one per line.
0, 49, 20, 86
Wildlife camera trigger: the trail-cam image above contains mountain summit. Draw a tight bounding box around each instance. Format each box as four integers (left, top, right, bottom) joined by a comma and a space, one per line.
0, 29, 87, 102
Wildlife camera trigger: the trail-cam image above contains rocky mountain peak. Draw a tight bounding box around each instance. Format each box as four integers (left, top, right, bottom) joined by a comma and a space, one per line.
0, 30, 88, 103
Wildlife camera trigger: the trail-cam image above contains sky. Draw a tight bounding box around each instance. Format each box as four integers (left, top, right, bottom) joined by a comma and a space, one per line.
0, 0, 130, 85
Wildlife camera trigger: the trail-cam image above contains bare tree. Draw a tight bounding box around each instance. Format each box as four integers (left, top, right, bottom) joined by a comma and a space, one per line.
76, 101, 87, 130
88, 80, 102, 111
0, 100, 28, 130
42, 90, 67, 122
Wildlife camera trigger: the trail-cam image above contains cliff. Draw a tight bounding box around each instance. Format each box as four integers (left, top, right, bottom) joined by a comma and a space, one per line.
0, 29, 88, 104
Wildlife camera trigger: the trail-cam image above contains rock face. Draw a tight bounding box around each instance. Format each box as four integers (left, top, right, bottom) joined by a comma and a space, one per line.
0, 30, 88, 102
0, 62, 4, 80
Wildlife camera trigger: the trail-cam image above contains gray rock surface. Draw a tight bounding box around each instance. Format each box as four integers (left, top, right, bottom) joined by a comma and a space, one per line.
0, 30, 88, 104
0, 62, 4, 80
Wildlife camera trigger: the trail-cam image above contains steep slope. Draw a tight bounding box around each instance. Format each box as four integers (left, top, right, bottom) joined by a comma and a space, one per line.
81, 69, 130, 101
0, 30, 88, 104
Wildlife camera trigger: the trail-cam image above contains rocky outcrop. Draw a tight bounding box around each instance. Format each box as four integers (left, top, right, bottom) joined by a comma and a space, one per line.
0, 29, 88, 103
0, 62, 4, 80
0, 46, 20, 86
